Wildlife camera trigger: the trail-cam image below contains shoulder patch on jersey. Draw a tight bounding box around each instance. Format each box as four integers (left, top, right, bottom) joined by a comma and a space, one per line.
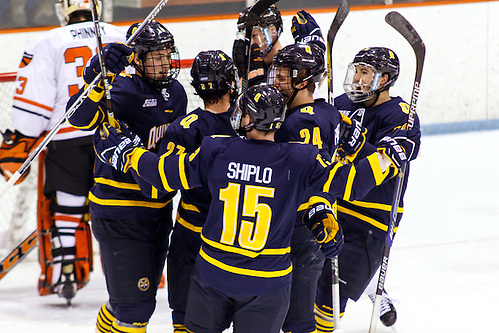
19, 51, 33, 68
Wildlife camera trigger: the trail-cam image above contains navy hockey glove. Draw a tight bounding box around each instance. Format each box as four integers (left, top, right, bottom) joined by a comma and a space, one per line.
378, 127, 421, 168
337, 113, 367, 161
93, 121, 143, 173
291, 10, 326, 52
303, 203, 344, 259
83, 43, 133, 85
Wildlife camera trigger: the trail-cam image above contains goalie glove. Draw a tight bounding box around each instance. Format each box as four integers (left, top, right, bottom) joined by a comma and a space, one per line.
232, 40, 266, 86
303, 203, 344, 259
0, 130, 45, 184
378, 127, 421, 168
337, 113, 367, 161
83, 43, 133, 88
93, 121, 143, 173
291, 10, 326, 53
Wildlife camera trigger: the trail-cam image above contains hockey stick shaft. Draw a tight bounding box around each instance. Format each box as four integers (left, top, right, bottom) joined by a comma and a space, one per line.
0, 230, 37, 281
0, 0, 169, 200
369, 11, 425, 333
326, 2, 349, 328
327, 0, 350, 106
241, 0, 279, 91
90, 0, 116, 127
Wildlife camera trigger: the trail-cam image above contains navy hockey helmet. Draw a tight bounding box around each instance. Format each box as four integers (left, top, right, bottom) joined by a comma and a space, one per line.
343, 47, 400, 103
237, 5, 283, 59
231, 85, 286, 134
190, 50, 239, 101
126, 21, 180, 89
268, 42, 325, 90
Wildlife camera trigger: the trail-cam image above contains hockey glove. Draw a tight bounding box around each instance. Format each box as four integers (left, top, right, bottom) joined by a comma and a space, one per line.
83, 43, 133, 86
232, 40, 265, 85
303, 203, 344, 259
0, 130, 45, 184
378, 127, 421, 168
337, 113, 367, 161
291, 10, 326, 53
93, 121, 143, 173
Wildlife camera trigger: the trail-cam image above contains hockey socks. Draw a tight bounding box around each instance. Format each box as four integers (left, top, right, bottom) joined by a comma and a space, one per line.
96, 302, 116, 333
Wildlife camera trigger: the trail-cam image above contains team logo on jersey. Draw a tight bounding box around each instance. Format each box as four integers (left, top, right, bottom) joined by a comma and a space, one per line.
19, 52, 33, 68
137, 277, 150, 291
161, 89, 170, 101
142, 99, 158, 107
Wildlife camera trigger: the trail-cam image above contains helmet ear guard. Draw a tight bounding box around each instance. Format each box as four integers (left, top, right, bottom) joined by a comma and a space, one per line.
55, 0, 101, 26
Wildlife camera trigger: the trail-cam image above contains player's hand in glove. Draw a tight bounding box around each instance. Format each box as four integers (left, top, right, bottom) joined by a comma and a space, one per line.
0, 130, 44, 185
378, 127, 421, 168
303, 203, 344, 258
291, 10, 326, 52
93, 121, 143, 173
337, 113, 367, 161
232, 40, 265, 85
83, 43, 133, 85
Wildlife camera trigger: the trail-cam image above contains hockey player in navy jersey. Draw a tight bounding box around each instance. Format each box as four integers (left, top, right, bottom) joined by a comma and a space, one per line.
267, 41, 342, 333
92, 84, 419, 333
0, 0, 125, 305
157, 50, 239, 332
67, 20, 186, 332
314, 47, 421, 331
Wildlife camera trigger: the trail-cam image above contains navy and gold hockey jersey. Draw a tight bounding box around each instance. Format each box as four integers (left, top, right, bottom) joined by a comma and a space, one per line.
334, 93, 421, 240
128, 135, 393, 296
68, 73, 187, 219
275, 98, 341, 159
158, 107, 236, 236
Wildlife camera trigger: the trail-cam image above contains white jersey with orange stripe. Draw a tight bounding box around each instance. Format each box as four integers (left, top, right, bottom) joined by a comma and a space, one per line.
11, 21, 126, 141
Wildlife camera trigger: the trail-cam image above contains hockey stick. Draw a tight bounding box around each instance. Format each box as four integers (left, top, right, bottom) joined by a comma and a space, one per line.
0, 0, 169, 199
90, 0, 117, 127
368, 11, 425, 333
241, 0, 279, 90
326, 0, 350, 106
0, 230, 37, 281
326, 2, 350, 328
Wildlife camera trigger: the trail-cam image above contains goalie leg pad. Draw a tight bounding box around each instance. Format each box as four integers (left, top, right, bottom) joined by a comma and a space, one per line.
37, 189, 93, 296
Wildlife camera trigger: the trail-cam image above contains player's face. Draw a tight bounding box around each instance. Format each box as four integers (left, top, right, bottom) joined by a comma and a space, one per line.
142, 49, 173, 81
251, 25, 278, 53
353, 64, 376, 92
272, 66, 293, 97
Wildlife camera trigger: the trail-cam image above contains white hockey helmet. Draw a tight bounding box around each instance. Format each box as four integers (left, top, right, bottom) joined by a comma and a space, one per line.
55, 0, 101, 26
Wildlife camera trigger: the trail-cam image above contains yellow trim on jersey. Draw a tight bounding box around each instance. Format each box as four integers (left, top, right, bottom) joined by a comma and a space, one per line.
180, 200, 201, 213
158, 155, 175, 192
345, 200, 404, 213
201, 234, 290, 258
89, 192, 171, 209
178, 154, 190, 189
176, 213, 202, 233
94, 177, 141, 191
322, 162, 342, 193
367, 152, 392, 185
337, 205, 398, 233
342, 166, 357, 201
150, 186, 158, 199
199, 246, 293, 278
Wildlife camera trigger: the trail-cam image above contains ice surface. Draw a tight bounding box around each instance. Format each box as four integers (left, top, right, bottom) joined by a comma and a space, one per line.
1, 130, 498, 332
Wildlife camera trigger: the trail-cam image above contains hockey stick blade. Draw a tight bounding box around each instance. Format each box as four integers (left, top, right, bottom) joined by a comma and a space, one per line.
326, 0, 350, 104
249, 0, 279, 17
0, 230, 37, 281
